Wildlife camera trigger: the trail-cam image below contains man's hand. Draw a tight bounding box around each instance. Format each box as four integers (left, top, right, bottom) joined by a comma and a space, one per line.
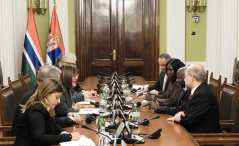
149, 102, 158, 112
167, 117, 175, 121
173, 111, 185, 122
150, 90, 159, 95
141, 87, 148, 93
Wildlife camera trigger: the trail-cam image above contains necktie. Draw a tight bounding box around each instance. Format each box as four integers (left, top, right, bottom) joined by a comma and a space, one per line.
188, 94, 192, 102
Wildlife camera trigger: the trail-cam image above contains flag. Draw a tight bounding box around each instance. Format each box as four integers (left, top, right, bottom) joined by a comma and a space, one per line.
22, 4, 43, 85
46, 4, 65, 65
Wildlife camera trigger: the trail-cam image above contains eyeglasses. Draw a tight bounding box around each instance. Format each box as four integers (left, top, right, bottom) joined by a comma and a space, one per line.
72, 73, 79, 78
62, 61, 77, 66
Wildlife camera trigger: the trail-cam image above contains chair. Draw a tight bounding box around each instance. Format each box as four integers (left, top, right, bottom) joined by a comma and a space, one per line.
0, 86, 16, 136
232, 57, 239, 85
219, 78, 239, 132
8, 77, 26, 106
208, 72, 221, 107
19, 71, 33, 93
0, 62, 3, 88
204, 70, 208, 84
191, 82, 239, 145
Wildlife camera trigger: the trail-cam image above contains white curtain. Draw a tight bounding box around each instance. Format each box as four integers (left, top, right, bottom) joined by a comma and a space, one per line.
166, 0, 185, 62
206, 0, 239, 83
49, 0, 69, 52
0, 0, 27, 86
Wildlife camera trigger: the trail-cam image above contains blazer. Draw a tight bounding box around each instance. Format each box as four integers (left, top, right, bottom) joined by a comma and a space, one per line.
12, 85, 73, 136
156, 89, 191, 115
13, 103, 71, 146
180, 82, 221, 133
55, 87, 79, 113
148, 71, 169, 95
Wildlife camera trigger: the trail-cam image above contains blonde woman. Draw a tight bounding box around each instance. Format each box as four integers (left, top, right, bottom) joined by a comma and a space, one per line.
14, 79, 81, 146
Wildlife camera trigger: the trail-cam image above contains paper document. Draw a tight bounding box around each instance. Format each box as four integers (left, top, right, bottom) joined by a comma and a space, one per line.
60, 135, 96, 146
77, 108, 99, 115
133, 85, 149, 89
77, 101, 91, 105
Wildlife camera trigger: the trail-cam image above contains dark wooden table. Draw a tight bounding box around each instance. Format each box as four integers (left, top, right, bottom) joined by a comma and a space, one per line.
64, 76, 199, 146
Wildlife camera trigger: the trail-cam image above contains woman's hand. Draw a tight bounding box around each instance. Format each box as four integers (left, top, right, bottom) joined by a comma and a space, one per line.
71, 132, 81, 141
72, 103, 81, 110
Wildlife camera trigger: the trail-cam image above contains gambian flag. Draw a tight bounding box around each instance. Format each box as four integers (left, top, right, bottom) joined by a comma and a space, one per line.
46, 4, 65, 65
22, 4, 43, 85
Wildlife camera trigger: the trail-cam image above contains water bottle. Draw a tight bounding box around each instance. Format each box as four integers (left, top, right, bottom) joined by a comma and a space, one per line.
99, 126, 110, 146
98, 114, 105, 133
131, 104, 140, 122
122, 80, 130, 97
98, 114, 107, 146
102, 84, 109, 99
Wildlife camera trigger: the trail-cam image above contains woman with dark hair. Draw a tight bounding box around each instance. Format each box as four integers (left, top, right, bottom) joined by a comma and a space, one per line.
147, 58, 185, 103
55, 65, 81, 113
14, 79, 81, 146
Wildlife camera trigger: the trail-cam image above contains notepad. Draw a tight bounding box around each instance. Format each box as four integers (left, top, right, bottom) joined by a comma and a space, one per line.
60, 135, 96, 146
132, 85, 149, 89
77, 101, 91, 105
77, 108, 99, 115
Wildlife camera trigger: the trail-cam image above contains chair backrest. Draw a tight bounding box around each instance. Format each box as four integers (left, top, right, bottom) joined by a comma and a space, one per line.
208, 72, 221, 107
204, 70, 209, 84
19, 71, 33, 93
8, 77, 25, 107
0, 62, 3, 88
232, 57, 239, 85
0, 86, 16, 125
219, 78, 239, 123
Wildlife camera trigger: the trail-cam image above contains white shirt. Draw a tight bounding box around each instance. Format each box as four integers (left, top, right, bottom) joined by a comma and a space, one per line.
191, 83, 201, 96
162, 74, 168, 92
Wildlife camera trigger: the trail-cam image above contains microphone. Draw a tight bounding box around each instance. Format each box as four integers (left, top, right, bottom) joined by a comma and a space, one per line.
137, 102, 150, 109
131, 87, 141, 93
132, 128, 162, 146
94, 89, 103, 94
81, 124, 113, 141
126, 78, 135, 83
90, 101, 99, 107
138, 115, 160, 125
128, 81, 136, 87
136, 102, 141, 107
125, 92, 144, 104
148, 128, 162, 139
85, 114, 97, 124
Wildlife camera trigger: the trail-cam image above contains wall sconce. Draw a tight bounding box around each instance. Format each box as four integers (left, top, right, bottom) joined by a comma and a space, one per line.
186, 0, 206, 13
27, 0, 48, 15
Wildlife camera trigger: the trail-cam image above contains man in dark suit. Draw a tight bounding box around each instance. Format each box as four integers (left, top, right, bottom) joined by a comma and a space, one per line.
142, 53, 171, 95
11, 65, 81, 136
167, 64, 221, 133
149, 67, 191, 115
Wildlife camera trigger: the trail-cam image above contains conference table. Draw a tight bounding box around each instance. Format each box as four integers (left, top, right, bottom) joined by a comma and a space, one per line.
64, 76, 199, 146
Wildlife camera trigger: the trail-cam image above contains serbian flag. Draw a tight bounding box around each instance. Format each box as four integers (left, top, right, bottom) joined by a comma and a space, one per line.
46, 4, 65, 65
22, 4, 43, 85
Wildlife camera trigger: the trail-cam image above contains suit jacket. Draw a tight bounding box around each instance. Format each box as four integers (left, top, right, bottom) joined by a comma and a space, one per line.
13, 103, 71, 146
12, 85, 73, 136
156, 89, 191, 115
55, 87, 79, 114
148, 71, 169, 95
180, 82, 221, 133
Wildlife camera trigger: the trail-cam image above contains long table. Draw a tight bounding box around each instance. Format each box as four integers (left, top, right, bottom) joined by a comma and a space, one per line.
64, 76, 199, 146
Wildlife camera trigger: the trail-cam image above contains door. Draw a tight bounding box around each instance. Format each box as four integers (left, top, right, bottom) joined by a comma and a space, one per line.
75, 0, 159, 82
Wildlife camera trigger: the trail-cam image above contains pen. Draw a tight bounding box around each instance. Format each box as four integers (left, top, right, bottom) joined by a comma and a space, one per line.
73, 126, 77, 132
